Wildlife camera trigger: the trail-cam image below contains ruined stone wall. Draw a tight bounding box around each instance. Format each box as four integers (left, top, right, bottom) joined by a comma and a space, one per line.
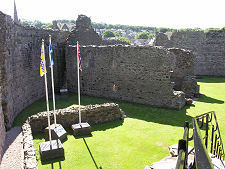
0, 12, 7, 163
29, 103, 123, 133
154, 30, 225, 76
66, 45, 186, 109
67, 15, 129, 46
0, 11, 68, 127
169, 48, 199, 98
169, 48, 194, 90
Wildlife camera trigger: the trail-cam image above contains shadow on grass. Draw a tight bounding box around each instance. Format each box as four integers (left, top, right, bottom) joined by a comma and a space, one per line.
74, 134, 93, 139
14, 91, 210, 129
91, 119, 124, 132
33, 120, 124, 141
122, 104, 195, 128
197, 76, 225, 83
197, 94, 224, 104
82, 138, 103, 169
41, 156, 65, 167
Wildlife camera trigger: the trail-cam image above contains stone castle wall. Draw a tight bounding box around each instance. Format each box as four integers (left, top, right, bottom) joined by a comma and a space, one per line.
66, 45, 186, 109
154, 30, 225, 76
169, 48, 199, 98
0, 11, 68, 128
0, 12, 7, 163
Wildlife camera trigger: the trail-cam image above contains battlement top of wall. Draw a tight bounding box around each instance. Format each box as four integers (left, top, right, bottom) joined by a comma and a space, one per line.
156, 29, 225, 40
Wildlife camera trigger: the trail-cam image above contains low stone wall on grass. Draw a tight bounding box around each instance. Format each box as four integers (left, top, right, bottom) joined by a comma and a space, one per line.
22, 121, 38, 169
21, 103, 124, 168
28, 103, 124, 133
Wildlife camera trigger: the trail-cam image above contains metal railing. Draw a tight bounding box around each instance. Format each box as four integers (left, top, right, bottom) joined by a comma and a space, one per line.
175, 111, 224, 169
195, 111, 224, 160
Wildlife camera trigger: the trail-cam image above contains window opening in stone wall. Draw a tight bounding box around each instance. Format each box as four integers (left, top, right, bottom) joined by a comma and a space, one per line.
22, 42, 32, 69
87, 52, 94, 69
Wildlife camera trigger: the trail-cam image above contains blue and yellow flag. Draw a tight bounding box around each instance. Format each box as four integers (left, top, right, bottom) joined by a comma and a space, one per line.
40, 40, 46, 77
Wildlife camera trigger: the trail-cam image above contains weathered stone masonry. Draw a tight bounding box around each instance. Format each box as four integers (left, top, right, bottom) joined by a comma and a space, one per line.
0, 12, 7, 164
154, 31, 225, 76
29, 103, 123, 133
0, 11, 68, 128
66, 45, 186, 110
169, 48, 199, 98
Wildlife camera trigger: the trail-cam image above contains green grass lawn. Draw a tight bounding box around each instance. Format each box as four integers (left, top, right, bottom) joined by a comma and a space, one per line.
13, 76, 225, 169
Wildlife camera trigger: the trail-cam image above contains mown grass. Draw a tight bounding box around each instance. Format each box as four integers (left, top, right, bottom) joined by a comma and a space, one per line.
13, 76, 225, 169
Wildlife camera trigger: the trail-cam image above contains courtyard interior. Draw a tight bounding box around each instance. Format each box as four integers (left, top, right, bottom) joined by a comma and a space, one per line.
13, 76, 225, 169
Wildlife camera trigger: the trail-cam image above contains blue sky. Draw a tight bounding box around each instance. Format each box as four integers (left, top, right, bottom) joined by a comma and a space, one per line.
0, 0, 224, 29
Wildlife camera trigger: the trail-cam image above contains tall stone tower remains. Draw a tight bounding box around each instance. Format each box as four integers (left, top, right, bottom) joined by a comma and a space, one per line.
14, 0, 19, 24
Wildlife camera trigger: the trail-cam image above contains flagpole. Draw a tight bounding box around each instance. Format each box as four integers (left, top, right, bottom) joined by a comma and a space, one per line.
77, 41, 81, 124
49, 35, 57, 127
42, 39, 52, 144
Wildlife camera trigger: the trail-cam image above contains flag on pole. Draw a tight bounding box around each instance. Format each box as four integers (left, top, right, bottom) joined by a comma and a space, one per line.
40, 41, 46, 77
77, 43, 82, 71
49, 35, 57, 127
40, 39, 52, 143
49, 36, 53, 67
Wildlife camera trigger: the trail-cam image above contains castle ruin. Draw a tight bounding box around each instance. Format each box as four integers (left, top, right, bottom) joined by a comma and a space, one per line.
154, 30, 225, 76
3, 10, 224, 163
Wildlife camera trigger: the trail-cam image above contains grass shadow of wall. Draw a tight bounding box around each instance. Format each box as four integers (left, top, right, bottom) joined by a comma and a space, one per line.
120, 102, 195, 128
14, 90, 216, 129
14, 93, 197, 129
197, 94, 224, 104
197, 76, 225, 83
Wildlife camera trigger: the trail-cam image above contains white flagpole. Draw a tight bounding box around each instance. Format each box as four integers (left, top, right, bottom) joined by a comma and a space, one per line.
42, 39, 52, 144
77, 41, 81, 124
49, 35, 57, 127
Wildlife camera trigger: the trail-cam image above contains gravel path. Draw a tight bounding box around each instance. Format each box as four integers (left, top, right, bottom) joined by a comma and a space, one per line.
0, 126, 23, 169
